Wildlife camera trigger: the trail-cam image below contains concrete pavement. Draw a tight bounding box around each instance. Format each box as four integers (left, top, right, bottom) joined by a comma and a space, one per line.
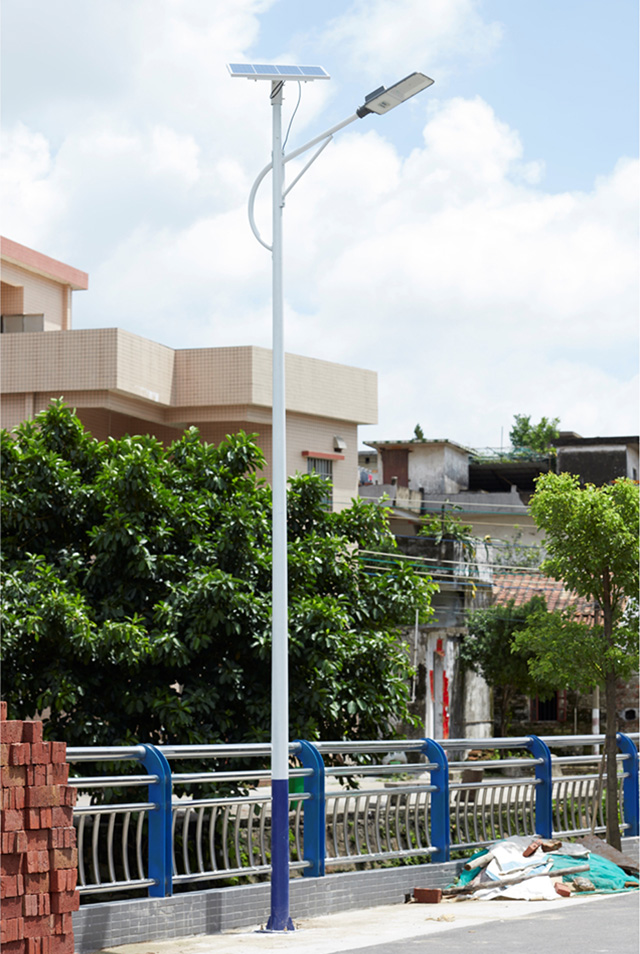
96, 890, 639, 954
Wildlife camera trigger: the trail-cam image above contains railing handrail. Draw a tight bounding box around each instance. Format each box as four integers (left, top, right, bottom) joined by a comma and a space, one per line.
67, 733, 639, 901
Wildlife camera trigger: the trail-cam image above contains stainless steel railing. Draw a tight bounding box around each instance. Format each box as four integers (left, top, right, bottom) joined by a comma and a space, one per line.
67, 733, 638, 900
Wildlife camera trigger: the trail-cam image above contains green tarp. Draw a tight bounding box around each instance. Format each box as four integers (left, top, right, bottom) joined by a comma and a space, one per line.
456, 844, 639, 894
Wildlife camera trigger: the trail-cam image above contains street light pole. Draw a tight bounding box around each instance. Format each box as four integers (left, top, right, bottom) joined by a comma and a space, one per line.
268, 78, 293, 931
230, 64, 434, 932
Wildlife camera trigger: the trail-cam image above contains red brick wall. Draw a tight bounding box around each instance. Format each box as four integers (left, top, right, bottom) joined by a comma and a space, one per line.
1, 703, 79, 954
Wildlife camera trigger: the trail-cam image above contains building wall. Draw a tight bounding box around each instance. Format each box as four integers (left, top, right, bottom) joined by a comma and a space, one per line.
1, 260, 68, 330
408, 444, 468, 494
557, 446, 629, 486
2, 330, 365, 512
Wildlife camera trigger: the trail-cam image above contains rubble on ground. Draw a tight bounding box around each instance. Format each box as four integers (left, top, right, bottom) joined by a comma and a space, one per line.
412, 835, 639, 904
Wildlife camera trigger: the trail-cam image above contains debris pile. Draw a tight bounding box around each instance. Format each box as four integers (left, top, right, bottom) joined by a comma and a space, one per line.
413, 835, 639, 904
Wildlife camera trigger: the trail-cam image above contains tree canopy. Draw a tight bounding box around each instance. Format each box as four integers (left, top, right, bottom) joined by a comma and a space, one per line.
509, 414, 560, 454
512, 472, 639, 848
1, 402, 437, 748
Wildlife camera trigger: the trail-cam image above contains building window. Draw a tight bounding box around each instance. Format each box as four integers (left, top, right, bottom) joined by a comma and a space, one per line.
307, 456, 333, 509
530, 690, 567, 722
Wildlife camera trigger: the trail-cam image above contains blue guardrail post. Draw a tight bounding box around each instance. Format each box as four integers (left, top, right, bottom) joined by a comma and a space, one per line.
421, 738, 450, 863
141, 744, 173, 897
527, 735, 552, 838
295, 740, 326, 877
617, 732, 639, 837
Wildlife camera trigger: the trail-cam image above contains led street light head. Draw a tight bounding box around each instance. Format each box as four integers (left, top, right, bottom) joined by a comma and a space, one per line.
357, 72, 434, 117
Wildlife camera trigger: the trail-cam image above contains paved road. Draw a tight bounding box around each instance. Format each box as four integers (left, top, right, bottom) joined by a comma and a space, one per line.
104, 892, 639, 954
344, 893, 639, 954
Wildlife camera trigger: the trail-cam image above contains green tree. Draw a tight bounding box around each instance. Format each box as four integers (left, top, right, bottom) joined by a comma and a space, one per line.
1, 401, 436, 749
418, 503, 473, 546
512, 473, 639, 849
413, 424, 425, 441
509, 414, 560, 454
460, 596, 551, 736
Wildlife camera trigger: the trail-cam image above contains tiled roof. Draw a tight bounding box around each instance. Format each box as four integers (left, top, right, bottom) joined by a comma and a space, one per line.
492, 572, 596, 620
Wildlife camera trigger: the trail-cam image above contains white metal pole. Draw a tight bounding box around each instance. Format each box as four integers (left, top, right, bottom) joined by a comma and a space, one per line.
267, 79, 293, 932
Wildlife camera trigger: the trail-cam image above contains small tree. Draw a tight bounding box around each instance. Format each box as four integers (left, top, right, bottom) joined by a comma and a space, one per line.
460, 596, 551, 737
509, 414, 559, 454
413, 423, 425, 441
513, 473, 639, 849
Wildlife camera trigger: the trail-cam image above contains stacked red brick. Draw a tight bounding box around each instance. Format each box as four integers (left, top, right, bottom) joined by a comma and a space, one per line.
1, 702, 79, 954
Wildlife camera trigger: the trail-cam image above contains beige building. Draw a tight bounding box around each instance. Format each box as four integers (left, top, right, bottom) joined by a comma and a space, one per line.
1, 237, 377, 510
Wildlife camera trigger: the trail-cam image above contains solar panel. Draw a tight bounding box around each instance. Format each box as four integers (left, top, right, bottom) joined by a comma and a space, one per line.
228, 63, 330, 81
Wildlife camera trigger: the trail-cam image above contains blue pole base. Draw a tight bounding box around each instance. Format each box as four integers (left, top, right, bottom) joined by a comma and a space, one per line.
268, 778, 294, 931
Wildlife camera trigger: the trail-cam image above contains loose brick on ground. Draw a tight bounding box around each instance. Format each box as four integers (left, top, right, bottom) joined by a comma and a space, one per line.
50, 892, 79, 914
0, 873, 25, 898
28, 939, 53, 954
2, 940, 28, 954
26, 787, 62, 809
3, 786, 26, 810
23, 893, 51, 917
49, 743, 66, 764
50, 807, 72, 828
21, 723, 43, 744
29, 744, 51, 765
50, 934, 74, 954
23, 913, 54, 938
25, 850, 50, 874
9, 743, 30, 765
26, 830, 49, 851
1, 853, 23, 876
49, 868, 77, 893
48, 848, 77, 870
51, 912, 73, 936
1, 896, 23, 919
1, 722, 24, 744
48, 828, 75, 849
1, 765, 28, 786
24, 871, 49, 895
0, 917, 24, 942
2, 808, 27, 831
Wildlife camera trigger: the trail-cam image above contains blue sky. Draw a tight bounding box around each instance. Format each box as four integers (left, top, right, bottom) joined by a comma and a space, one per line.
255, 0, 638, 193
2, 0, 638, 447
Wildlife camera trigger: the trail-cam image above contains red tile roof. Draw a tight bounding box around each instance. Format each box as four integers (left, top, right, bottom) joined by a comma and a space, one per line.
492, 572, 596, 620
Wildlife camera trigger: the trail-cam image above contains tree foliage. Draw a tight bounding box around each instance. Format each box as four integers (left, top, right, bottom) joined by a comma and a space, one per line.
512, 472, 639, 848
460, 597, 551, 736
1, 402, 436, 749
509, 414, 560, 454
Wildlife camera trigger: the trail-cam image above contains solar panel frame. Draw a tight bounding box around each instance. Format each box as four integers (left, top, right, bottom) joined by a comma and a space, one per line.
227, 63, 330, 81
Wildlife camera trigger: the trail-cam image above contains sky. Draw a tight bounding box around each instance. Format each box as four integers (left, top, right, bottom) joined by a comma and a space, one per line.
2, 0, 638, 449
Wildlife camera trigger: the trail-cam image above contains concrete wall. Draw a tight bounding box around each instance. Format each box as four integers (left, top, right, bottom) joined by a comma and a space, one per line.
408, 444, 469, 494
1, 261, 68, 332
556, 441, 640, 485
72, 859, 467, 953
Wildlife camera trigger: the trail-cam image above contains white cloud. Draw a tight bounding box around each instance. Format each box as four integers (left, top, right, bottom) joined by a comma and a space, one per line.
0, 124, 65, 249
323, 0, 503, 81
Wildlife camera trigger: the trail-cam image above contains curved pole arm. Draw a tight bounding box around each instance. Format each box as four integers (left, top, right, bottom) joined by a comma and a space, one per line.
248, 111, 361, 250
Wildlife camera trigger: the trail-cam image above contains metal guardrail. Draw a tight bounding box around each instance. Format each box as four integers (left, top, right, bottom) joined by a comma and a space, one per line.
66, 733, 639, 901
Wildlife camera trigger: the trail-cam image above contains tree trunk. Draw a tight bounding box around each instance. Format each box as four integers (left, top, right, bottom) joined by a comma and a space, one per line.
602, 573, 622, 850
604, 668, 621, 849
